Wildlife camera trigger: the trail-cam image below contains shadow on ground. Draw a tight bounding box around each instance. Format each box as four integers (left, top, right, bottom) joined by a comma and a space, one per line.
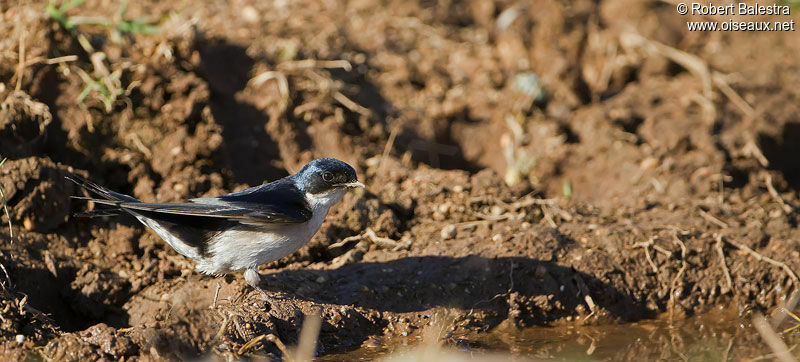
264, 255, 653, 326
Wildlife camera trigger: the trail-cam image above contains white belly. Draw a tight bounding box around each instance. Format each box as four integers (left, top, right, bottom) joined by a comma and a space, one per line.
195, 205, 330, 274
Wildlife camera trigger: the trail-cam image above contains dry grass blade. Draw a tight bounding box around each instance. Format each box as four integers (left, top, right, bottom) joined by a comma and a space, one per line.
238, 333, 291, 359
668, 230, 688, 324
782, 308, 800, 334
0, 158, 13, 245
714, 234, 733, 294
753, 312, 798, 362
764, 173, 794, 214
295, 310, 322, 362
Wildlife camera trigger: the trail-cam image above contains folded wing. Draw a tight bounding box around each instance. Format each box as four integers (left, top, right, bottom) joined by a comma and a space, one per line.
67, 175, 312, 225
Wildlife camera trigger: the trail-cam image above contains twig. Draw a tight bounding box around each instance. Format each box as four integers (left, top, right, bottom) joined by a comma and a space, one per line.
15, 32, 25, 91
668, 231, 688, 323
248, 71, 290, 114
22, 55, 79, 67
377, 123, 401, 175
633, 237, 660, 274
573, 274, 598, 323
714, 234, 733, 294
712, 72, 756, 119
723, 237, 800, 290
744, 140, 770, 167
329, 228, 399, 249
752, 313, 797, 362
364, 228, 399, 248
278, 59, 352, 72
327, 234, 364, 249
699, 209, 729, 228
541, 205, 557, 228
211, 282, 221, 309
764, 173, 794, 214
0, 158, 13, 245
333, 91, 371, 117
212, 310, 230, 343
0, 262, 11, 291
506, 195, 558, 210
473, 212, 512, 222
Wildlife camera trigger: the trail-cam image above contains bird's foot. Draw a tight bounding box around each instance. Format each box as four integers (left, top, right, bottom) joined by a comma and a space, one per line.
244, 268, 284, 307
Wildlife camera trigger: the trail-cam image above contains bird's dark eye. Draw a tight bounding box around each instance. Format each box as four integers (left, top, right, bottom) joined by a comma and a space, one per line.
321, 171, 334, 182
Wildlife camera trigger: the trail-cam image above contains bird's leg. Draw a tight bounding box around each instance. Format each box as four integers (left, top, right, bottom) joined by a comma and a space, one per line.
244, 268, 270, 300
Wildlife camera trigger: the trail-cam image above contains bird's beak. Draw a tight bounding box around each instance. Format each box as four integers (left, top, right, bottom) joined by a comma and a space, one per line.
339, 181, 365, 189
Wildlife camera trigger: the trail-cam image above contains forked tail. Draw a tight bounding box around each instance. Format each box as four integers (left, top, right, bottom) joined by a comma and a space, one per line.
66, 174, 140, 217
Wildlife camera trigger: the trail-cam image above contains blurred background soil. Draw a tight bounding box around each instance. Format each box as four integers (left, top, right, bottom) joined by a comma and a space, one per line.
1, 0, 800, 359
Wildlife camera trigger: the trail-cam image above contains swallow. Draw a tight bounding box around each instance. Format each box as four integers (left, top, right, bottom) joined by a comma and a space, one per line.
68, 158, 363, 299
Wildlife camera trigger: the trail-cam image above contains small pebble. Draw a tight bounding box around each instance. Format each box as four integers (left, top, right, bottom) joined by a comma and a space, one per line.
315, 275, 327, 284
492, 234, 503, 242
241, 6, 259, 23
15, 335, 24, 345
440, 224, 457, 239
639, 157, 658, 170
23, 218, 33, 231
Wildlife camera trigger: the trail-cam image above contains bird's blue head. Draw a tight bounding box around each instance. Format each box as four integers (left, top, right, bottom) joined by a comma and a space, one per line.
293, 158, 363, 195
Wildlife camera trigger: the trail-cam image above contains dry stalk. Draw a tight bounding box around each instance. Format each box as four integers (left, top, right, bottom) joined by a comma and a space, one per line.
211, 282, 222, 309
0, 158, 13, 245
699, 209, 729, 228
295, 310, 322, 362
714, 234, 733, 293
333, 91, 371, 117
764, 173, 794, 214
633, 237, 660, 274
14, 31, 26, 91
277, 59, 352, 72
377, 122, 401, 175
753, 312, 797, 362
238, 333, 290, 359
668, 231, 688, 324
744, 140, 770, 167
212, 310, 230, 343
327, 228, 400, 250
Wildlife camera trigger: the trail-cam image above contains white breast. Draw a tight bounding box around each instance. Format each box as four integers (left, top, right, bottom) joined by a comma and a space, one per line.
195, 188, 347, 275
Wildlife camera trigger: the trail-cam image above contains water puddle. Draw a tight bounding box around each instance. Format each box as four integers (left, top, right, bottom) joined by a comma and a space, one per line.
324, 308, 800, 360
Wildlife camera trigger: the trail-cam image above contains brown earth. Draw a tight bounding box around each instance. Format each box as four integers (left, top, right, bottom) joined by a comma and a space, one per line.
1, 0, 800, 359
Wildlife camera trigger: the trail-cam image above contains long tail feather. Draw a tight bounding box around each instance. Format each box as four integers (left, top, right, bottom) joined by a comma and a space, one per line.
74, 209, 125, 217
65, 174, 140, 202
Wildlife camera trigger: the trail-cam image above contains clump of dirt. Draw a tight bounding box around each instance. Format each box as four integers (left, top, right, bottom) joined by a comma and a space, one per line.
0, 157, 77, 231
0, 91, 52, 159
1, 0, 800, 359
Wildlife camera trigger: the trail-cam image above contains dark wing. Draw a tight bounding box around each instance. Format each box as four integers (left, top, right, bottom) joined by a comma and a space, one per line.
68, 174, 312, 256
209, 176, 312, 224
68, 174, 312, 225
